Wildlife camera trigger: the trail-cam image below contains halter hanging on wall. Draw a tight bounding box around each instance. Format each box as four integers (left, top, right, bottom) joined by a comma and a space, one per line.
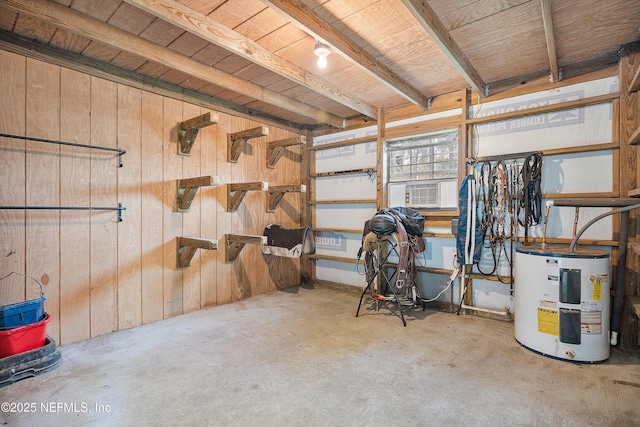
467, 151, 542, 284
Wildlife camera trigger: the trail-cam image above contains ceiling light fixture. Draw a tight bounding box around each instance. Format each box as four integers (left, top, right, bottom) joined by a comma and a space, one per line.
314, 41, 330, 69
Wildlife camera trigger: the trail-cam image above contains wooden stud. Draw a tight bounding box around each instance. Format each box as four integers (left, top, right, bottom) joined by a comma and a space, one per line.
227, 181, 268, 212
268, 184, 306, 212
176, 175, 220, 211
177, 236, 218, 268
266, 135, 306, 169
224, 234, 267, 263
227, 126, 269, 162
178, 112, 218, 155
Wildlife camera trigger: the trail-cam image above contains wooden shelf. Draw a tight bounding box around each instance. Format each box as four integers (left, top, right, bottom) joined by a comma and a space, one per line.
227, 181, 268, 212
313, 227, 362, 234
629, 65, 640, 93
629, 126, 640, 145
177, 236, 218, 268
178, 112, 218, 155
628, 295, 640, 319
629, 188, 640, 198
225, 234, 267, 262
267, 184, 306, 212
267, 135, 305, 168
307, 253, 363, 265
176, 175, 220, 211
227, 126, 269, 162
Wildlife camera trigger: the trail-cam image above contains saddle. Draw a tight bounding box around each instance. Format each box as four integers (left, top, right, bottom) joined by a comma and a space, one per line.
359, 207, 425, 293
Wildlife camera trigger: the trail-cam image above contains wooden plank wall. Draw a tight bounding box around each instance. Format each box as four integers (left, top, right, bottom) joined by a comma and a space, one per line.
0, 49, 303, 346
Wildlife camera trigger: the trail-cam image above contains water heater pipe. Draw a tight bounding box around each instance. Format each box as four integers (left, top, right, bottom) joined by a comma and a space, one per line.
567, 202, 640, 345
569, 203, 640, 253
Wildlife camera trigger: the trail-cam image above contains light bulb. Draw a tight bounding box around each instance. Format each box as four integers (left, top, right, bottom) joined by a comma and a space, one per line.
317, 53, 327, 69
314, 42, 330, 69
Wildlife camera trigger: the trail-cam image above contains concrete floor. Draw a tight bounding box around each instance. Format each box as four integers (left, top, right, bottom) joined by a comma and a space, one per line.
1, 284, 640, 426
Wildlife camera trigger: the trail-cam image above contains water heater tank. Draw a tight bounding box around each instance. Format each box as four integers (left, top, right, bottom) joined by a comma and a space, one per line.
514, 246, 610, 362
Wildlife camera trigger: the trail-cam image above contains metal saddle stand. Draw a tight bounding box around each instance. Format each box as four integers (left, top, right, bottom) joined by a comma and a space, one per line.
355, 210, 425, 326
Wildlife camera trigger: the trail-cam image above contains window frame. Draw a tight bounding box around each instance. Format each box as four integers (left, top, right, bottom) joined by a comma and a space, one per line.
386, 130, 459, 183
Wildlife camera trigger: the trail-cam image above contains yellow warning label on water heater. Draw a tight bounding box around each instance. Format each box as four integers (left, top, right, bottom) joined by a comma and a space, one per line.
538, 308, 559, 336
591, 275, 602, 301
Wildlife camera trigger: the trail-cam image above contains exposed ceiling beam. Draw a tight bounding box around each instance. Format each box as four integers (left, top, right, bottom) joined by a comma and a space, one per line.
0, 30, 305, 133
0, 0, 345, 128
541, 0, 559, 82
400, 0, 486, 97
261, 0, 431, 110
122, 0, 377, 119
486, 51, 619, 97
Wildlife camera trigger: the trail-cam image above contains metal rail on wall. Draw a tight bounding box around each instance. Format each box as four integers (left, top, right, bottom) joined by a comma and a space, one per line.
0, 133, 126, 167
0, 133, 127, 221
0, 205, 126, 222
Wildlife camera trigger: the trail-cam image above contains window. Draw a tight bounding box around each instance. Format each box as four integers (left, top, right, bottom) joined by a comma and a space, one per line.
387, 130, 458, 182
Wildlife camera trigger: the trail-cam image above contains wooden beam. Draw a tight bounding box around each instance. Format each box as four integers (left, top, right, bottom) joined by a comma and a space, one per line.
176, 175, 220, 211
268, 184, 306, 212
307, 199, 377, 204
227, 181, 269, 212
122, 0, 376, 120
225, 234, 267, 263
178, 112, 218, 155
228, 126, 269, 163
487, 52, 619, 97
261, 0, 431, 109
400, 0, 486, 97
0, 30, 304, 133
177, 236, 218, 268
466, 92, 618, 125
267, 135, 306, 169
541, 0, 559, 82
308, 135, 376, 151
0, 0, 344, 128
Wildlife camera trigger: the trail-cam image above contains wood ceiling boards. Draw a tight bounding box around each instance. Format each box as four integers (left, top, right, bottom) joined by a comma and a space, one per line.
0, 0, 638, 130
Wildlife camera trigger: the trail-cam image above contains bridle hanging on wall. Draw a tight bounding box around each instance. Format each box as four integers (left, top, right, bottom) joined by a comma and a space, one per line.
472, 151, 542, 283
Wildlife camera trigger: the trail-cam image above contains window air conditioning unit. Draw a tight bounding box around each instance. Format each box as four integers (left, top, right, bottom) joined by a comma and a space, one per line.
388, 180, 457, 209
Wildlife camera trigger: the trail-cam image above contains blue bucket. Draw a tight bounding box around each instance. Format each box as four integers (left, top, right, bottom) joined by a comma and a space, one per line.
0, 273, 46, 330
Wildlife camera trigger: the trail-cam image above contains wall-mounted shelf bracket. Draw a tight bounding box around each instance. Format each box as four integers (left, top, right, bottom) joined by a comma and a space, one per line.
227, 182, 268, 212
266, 135, 306, 168
177, 236, 218, 268
225, 234, 267, 262
227, 126, 269, 162
178, 112, 219, 155
177, 175, 220, 211
268, 184, 306, 212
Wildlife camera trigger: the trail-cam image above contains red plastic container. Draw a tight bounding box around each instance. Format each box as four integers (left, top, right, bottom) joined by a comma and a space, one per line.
0, 314, 50, 358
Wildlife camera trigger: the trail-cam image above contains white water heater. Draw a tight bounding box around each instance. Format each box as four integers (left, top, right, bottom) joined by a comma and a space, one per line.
514, 246, 610, 362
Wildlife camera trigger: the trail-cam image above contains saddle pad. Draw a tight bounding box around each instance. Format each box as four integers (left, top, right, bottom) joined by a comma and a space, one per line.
262, 224, 315, 258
